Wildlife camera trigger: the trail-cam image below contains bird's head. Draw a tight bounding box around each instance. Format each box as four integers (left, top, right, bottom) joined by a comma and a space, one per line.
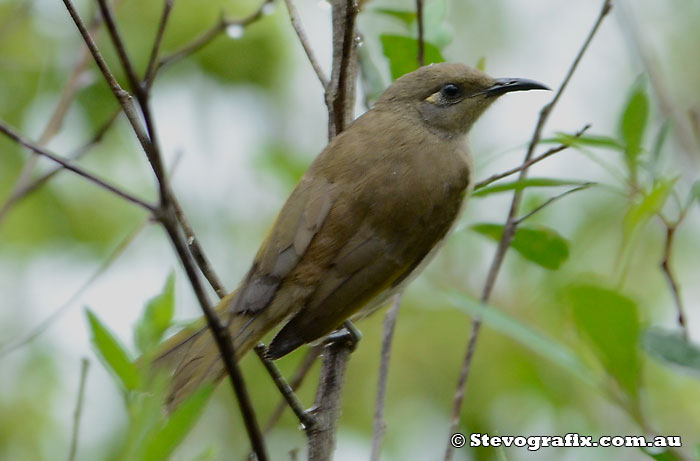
375, 62, 549, 137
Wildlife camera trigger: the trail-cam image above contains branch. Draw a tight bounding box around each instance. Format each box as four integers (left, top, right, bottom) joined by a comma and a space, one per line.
68, 358, 90, 461
0, 219, 149, 358
658, 214, 689, 339
445, 2, 612, 459
416, 0, 425, 66
305, 0, 360, 457
283, 0, 329, 88
514, 182, 595, 225
0, 120, 156, 212
156, 0, 275, 73
143, 0, 175, 90
370, 293, 403, 461
327, 0, 359, 139
474, 124, 590, 190
263, 346, 321, 433
307, 342, 353, 460
0, 8, 110, 228
62, 1, 268, 457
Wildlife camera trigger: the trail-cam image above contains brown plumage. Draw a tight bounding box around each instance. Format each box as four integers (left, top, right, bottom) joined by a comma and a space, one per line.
153, 63, 548, 410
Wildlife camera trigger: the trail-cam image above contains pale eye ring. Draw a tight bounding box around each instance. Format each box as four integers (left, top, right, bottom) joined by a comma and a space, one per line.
440, 83, 460, 99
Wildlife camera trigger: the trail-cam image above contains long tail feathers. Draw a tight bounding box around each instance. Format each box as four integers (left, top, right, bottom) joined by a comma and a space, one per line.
152, 291, 266, 411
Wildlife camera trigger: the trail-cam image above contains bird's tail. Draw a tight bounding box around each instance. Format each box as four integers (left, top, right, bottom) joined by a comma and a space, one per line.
152, 290, 267, 411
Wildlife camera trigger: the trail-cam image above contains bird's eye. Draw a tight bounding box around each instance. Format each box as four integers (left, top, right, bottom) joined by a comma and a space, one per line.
440, 83, 461, 99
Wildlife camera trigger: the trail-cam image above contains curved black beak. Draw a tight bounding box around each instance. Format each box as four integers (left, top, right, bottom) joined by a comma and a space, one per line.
483, 78, 550, 97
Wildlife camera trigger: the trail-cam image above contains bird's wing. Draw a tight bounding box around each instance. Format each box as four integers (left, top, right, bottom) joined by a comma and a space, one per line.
226, 173, 338, 317
265, 217, 421, 358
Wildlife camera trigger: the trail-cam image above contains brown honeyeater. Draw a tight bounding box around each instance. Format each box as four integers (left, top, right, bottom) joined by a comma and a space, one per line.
154, 63, 548, 410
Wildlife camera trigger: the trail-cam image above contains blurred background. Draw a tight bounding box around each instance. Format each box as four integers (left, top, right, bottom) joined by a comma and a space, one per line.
1, 0, 699, 459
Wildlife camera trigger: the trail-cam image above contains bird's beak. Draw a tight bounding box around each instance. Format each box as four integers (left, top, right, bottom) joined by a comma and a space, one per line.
482, 78, 550, 97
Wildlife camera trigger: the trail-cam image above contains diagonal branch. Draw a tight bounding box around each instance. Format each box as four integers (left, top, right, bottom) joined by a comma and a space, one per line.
444, 2, 612, 459
283, 0, 329, 89
0, 120, 156, 212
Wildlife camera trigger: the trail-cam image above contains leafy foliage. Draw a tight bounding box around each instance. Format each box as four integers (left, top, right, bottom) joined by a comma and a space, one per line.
471, 223, 570, 270
567, 284, 641, 397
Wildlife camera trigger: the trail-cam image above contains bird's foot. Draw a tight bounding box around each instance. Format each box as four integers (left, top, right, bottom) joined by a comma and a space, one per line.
324, 320, 362, 352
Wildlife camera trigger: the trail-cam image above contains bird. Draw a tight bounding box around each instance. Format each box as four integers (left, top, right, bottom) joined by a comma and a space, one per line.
153, 62, 548, 410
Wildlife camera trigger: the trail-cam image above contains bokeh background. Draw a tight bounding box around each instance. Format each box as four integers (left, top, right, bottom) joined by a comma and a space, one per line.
1, 0, 699, 460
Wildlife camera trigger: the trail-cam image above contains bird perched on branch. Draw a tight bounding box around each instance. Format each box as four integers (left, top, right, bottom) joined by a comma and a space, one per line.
154, 62, 548, 410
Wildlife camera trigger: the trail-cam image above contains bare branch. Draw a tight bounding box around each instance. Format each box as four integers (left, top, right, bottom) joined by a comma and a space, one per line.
283, 0, 329, 88
157, 0, 275, 73
514, 182, 596, 225
0, 120, 156, 212
327, 0, 360, 139
307, 342, 353, 461
254, 345, 317, 430
0, 219, 149, 359
445, 2, 612, 459
0, 8, 110, 227
68, 358, 90, 461
144, 0, 175, 90
658, 219, 688, 339
62, 1, 268, 456
474, 124, 590, 190
370, 293, 403, 461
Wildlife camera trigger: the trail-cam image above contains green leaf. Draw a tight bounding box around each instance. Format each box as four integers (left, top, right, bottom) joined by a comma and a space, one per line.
471, 224, 569, 270
473, 178, 588, 197
134, 272, 176, 354
651, 119, 672, 166
640, 446, 684, 461
623, 178, 676, 239
380, 34, 445, 80
567, 284, 640, 396
619, 78, 650, 179
643, 328, 700, 374
475, 56, 487, 72
143, 385, 214, 461
373, 8, 416, 28
441, 288, 599, 388
542, 132, 625, 151
86, 309, 141, 391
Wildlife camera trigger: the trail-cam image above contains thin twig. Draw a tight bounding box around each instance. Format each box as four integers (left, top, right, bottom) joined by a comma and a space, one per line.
514, 182, 595, 225
658, 214, 688, 339
143, 0, 175, 90
0, 220, 149, 359
370, 293, 403, 461
0, 120, 156, 212
262, 346, 321, 433
68, 358, 90, 461
416, 0, 425, 66
283, 0, 329, 88
1, 109, 121, 212
254, 345, 317, 430
61, 0, 155, 166
474, 124, 590, 190
0, 9, 107, 227
445, 2, 612, 459
172, 200, 228, 298
156, 0, 275, 73
63, 2, 268, 457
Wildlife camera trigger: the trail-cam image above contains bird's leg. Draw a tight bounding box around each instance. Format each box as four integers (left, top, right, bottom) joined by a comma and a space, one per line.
324, 320, 362, 352
253, 344, 317, 430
